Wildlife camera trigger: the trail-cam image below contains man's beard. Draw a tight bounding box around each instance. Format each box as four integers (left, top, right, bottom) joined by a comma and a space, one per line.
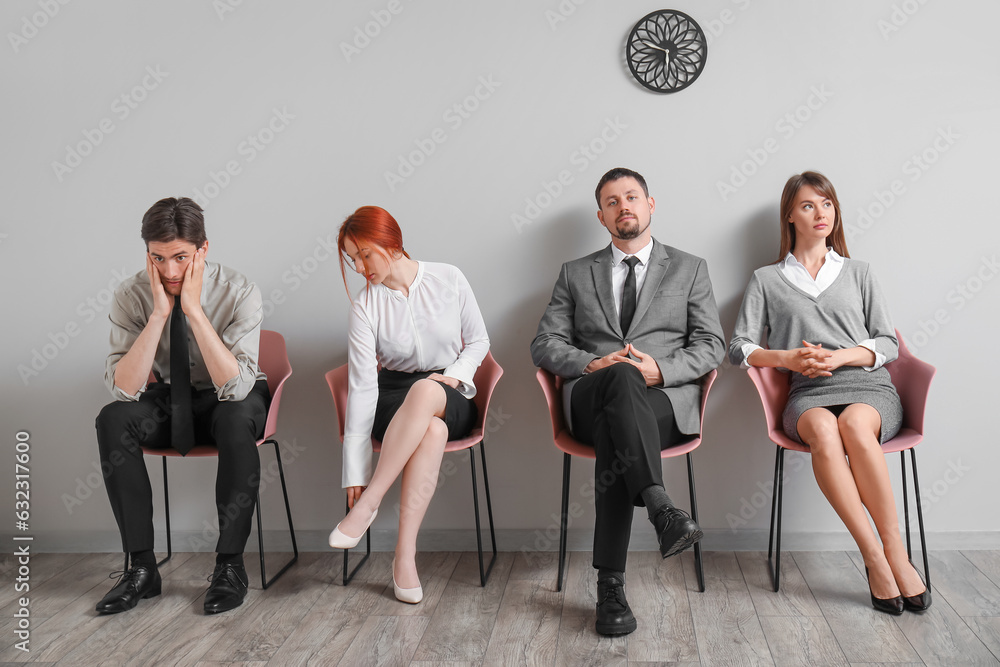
614, 217, 649, 240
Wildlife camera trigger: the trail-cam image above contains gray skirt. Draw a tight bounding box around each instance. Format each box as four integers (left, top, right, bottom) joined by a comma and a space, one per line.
782, 365, 902, 445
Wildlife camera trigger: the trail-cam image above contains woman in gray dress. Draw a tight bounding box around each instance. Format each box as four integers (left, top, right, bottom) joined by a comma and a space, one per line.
729, 171, 929, 615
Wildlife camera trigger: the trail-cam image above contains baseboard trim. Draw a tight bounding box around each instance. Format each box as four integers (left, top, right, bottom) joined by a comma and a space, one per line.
12, 529, 1000, 553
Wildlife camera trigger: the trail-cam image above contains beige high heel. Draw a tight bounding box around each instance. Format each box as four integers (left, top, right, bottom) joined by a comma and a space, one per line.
392, 558, 423, 604
328, 507, 378, 549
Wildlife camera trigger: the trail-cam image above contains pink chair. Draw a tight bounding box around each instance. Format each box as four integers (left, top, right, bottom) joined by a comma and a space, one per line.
536, 368, 717, 593
746, 330, 935, 593
141, 330, 298, 589
325, 352, 504, 586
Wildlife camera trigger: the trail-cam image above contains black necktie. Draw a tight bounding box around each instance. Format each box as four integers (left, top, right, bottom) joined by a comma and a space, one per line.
620, 256, 640, 335
170, 300, 195, 455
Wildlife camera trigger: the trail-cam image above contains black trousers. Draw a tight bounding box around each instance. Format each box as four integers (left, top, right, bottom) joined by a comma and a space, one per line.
571, 363, 684, 572
95, 380, 269, 554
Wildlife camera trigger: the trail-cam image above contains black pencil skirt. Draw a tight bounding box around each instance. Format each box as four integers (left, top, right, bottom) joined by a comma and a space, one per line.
371, 369, 478, 442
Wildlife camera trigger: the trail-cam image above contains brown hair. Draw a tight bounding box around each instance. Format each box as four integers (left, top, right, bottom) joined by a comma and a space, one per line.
777, 171, 849, 263
141, 197, 207, 247
337, 206, 410, 297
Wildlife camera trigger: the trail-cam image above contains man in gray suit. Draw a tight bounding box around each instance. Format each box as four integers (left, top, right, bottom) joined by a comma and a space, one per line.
531, 167, 724, 636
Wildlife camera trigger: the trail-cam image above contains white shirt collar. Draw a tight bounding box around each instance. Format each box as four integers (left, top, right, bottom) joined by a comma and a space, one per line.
611, 239, 654, 267
781, 248, 843, 271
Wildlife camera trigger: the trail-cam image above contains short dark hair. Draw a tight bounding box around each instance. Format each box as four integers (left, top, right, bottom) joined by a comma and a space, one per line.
595, 167, 649, 206
140, 197, 207, 247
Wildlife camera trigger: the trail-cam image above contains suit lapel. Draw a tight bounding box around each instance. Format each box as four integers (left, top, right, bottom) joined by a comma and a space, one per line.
591, 246, 622, 338
629, 241, 671, 334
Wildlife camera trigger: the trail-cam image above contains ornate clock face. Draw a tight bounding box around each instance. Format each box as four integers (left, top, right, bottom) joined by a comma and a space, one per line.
626, 10, 708, 93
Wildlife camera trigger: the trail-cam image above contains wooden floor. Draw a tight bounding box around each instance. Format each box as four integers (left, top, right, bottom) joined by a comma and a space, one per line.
2, 549, 1000, 666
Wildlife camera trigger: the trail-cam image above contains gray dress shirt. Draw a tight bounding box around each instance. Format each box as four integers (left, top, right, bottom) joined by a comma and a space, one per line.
104, 261, 266, 402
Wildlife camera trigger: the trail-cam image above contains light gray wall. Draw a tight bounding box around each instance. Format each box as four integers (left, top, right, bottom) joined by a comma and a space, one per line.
3, 0, 998, 553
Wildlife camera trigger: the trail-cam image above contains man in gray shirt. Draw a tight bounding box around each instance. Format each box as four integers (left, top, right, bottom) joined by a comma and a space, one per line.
94, 197, 268, 615
532, 168, 724, 636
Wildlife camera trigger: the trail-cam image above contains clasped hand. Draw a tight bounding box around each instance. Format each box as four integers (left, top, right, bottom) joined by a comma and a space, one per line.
787, 341, 845, 378
585, 343, 663, 386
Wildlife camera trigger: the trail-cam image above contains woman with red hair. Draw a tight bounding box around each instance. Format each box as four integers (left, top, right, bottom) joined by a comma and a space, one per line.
328, 206, 490, 604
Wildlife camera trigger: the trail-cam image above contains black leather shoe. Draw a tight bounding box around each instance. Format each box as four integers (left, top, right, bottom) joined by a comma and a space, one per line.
653, 507, 703, 559
204, 562, 248, 614
595, 574, 637, 636
903, 587, 931, 612
866, 567, 904, 615
95, 564, 161, 614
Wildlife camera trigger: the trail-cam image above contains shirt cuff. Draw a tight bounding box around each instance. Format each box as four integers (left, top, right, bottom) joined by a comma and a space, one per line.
740, 343, 763, 370
342, 435, 374, 488
111, 381, 145, 402
858, 339, 886, 371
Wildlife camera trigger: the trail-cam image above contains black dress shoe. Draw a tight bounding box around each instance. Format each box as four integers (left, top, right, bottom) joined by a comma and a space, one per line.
204, 562, 248, 614
653, 507, 704, 559
903, 586, 932, 612
595, 574, 637, 636
95, 564, 161, 614
866, 567, 904, 616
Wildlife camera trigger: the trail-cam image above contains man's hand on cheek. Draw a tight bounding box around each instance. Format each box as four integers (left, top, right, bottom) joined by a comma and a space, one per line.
146, 254, 174, 320
180, 246, 206, 319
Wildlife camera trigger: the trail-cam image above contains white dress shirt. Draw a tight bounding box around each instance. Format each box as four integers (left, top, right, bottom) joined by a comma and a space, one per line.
343, 261, 490, 488
740, 249, 884, 370
609, 239, 654, 318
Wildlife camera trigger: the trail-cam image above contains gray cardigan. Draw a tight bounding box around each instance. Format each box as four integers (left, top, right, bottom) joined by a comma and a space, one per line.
728, 259, 898, 369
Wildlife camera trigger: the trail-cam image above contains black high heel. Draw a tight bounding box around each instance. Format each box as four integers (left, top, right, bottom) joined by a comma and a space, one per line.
866, 566, 904, 615
901, 567, 931, 612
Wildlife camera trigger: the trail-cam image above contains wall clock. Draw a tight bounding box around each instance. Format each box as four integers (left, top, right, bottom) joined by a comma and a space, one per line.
626, 10, 708, 93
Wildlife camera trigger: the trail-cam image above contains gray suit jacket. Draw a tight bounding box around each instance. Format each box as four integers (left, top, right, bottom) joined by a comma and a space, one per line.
530, 239, 724, 435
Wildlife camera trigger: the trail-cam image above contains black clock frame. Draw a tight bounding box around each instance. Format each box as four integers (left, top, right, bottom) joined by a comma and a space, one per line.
626, 10, 708, 94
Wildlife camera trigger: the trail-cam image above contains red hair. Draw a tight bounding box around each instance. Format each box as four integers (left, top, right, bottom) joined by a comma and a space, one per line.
337, 206, 410, 297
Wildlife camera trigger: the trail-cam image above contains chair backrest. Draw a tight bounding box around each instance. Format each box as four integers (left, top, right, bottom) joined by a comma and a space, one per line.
325, 351, 504, 443
259, 330, 293, 441
325, 365, 350, 441
886, 333, 936, 436
746, 365, 789, 441
535, 368, 567, 438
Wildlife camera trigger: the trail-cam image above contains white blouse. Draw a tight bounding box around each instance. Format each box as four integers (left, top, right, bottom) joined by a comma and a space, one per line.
343, 261, 490, 488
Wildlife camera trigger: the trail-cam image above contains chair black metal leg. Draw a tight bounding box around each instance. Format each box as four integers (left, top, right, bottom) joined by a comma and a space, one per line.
901, 451, 912, 560
473, 441, 498, 586
342, 497, 371, 586
158, 458, 172, 567
557, 453, 571, 592
767, 447, 785, 592
686, 453, 706, 593
909, 448, 931, 592
468, 444, 497, 587
256, 439, 299, 590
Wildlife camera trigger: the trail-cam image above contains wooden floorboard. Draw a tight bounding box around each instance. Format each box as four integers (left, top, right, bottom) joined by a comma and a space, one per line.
6, 549, 1000, 665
